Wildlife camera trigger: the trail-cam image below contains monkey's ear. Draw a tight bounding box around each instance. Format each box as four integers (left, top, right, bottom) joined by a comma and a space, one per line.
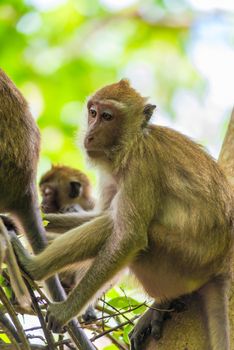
69, 181, 81, 198
119, 79, 130, 87
143, 104, 156, 122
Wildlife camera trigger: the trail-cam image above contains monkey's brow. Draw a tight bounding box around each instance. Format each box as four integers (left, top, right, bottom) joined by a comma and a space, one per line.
90, 99, 126, 110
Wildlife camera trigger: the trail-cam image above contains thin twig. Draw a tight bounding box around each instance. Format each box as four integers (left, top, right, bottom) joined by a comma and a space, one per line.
0, 286, 31, 350
85, 303, 145, 323
0, 313, 21, 350
90, 315, 139, 342
25, 280, 56, 350
100, 299, 134, 325
25, 326, 43, 332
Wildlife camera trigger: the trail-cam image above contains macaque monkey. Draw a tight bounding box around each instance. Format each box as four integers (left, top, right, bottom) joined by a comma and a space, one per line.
0, 69, 70, 305
12, 79, 234, 350
40, 165, 97, 321
40, 165, 95, 214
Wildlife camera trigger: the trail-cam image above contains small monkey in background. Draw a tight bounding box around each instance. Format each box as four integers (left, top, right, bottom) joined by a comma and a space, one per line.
40, 165, 97, 322
12, 79, 234, 350
40, 165, 95, 214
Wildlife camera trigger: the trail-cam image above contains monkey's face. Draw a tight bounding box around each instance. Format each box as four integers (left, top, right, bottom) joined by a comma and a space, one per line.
40, 180, 82, 213
40, 184, 60, 213
84, 80, 156, 159
84, 100, 123, 158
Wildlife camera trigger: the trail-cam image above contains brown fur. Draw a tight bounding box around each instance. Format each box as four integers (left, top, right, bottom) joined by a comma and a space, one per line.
13, 80, 234, 349
40, 164, 95, 213
0, 69, 71, 306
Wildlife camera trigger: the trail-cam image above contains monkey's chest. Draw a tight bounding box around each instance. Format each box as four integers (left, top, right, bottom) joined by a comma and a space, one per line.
130, 252, 204, 301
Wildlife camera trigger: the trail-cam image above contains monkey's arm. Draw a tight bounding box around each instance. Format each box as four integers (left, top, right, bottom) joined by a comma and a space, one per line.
12, 214, 113, 280
45, 183, 150, 332
44, 211, 101, 233
46, 208, 148, 332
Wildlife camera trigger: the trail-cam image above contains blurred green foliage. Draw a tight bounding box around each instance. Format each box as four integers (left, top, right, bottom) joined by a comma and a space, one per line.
0, 0, 206, 186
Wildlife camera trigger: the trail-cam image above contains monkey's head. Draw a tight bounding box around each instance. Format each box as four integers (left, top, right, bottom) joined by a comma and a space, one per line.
84, 79, 156, 159
39, 165, 94, 213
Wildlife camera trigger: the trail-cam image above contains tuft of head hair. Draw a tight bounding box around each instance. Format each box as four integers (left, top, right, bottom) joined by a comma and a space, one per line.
92, 79, 147, 110
40, 164, 91, 188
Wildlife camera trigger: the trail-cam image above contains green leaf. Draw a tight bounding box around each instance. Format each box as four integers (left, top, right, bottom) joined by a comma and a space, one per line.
103, 345, 119, 350
0, 275, 5, 286
123, 324, 133, 344
0, 333, 10, 343
108, 296, 140, 310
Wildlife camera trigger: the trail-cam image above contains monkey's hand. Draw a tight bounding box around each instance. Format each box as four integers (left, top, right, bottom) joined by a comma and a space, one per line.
0, 215, 18, 233
129, 305, 167, 350
44, 212, 99, 233
60, 204, 84, 213
46, 302, 68, 333
9, 232, 35, 279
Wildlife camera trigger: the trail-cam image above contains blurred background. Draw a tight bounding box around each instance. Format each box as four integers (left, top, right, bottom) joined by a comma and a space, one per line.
0, 1, 234, 348
1, 0, 234, 184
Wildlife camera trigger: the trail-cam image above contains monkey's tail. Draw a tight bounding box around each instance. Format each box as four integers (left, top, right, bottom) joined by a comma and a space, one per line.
0, 220, 31, 308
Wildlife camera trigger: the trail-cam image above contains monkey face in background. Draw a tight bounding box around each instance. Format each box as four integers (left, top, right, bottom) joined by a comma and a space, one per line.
40, 165, 95, 214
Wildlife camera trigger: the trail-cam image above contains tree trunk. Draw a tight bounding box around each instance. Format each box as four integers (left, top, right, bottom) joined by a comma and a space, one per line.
146, 109, 234, 350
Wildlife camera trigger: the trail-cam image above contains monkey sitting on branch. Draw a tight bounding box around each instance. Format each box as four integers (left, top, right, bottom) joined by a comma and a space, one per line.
12, 79, 234, 350
0, 69, 94, 349
40, 164, 97, 322
40, 164, 95, 214
0, 68, 65, 297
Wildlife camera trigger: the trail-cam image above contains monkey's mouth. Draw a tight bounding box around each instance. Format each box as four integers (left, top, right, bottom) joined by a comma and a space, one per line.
86, 149, 105, 158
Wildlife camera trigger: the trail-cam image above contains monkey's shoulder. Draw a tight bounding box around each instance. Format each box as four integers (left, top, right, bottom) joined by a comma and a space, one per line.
146, 125, 231, 200
148, 125, 218, 169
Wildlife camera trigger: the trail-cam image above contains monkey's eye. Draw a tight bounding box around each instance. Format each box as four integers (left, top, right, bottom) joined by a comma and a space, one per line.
69, 181, 81, 198
102, 112, 113, 121
90, 107, 97, 118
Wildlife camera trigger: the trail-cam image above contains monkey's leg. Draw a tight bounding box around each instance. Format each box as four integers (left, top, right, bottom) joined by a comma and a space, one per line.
129, 301, 170, 350
44, 212, 100, 233
59, 264, 97, 322
199, 276, 230, 350
12, 214, 112, 280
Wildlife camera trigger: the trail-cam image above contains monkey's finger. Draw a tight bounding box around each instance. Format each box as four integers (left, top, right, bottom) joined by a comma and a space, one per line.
48, 316, 59, 333
46, 313, 65, 334
130, 327, 151, 350
130, 337, 136, 350
170, 299, 187, 313
52, 322, 66, 334
151, 320, 163, 341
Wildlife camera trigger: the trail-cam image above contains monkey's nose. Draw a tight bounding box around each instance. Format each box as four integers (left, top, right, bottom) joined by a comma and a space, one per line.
87, 136, 94, 143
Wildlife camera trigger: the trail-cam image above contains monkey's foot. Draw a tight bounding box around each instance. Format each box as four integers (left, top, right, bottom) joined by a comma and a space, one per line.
129, 304, 169, 350
170, 298, 187, 313
46, 302, 68, 333
82, 305, 97, 323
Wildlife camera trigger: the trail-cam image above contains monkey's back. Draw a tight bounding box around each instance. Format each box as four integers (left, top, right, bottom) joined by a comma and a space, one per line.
0, 70, 40, 210
145, 125, 234, 273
